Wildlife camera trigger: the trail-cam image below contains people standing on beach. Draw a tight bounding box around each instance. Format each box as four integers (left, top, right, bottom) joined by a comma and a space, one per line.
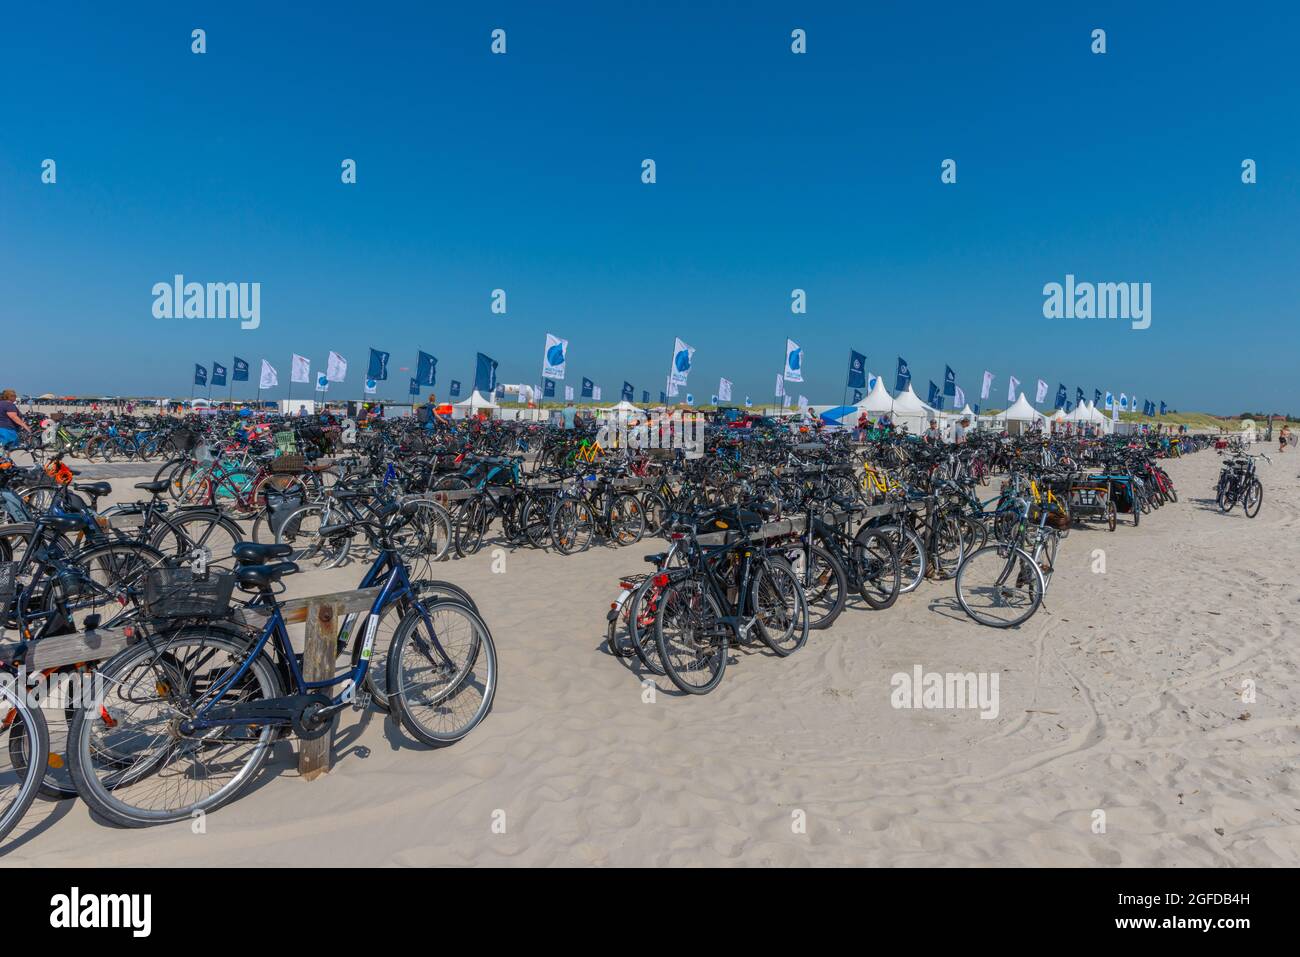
923, 418, 943, 443
563, 401, 577, 430
954, 417, 970, 445
0, 389, 31, 448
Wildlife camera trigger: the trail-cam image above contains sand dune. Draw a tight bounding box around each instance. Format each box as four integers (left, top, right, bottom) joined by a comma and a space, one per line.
4, 449, 1297, 866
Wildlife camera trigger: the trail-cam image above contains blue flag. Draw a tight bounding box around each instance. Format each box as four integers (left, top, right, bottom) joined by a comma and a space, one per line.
972, 403, 980, 415
211, 363, 227, 387
642, 390, 649, 404
232, 357, 249, 381
622, 381, 634, 401
474, 353, 498, 395
943, 365, 956, 397
543, 379, 556, 398
1055, 384, 1067, 410
407, 377, 418, 396
1159, 401, 1167, 415
1094, 389, 1102, 406
416, 351, 437, 387
581, 377, 594, 399
1076, 387, 1084, 406
896, 357, 911, 392
194, 364, 207, 387
847, 350, 867, 389
927, 380, 941, 406
660, 391, 667, 404
368, 348, 391, 381
852, 389, 863, 403
450, 380, 461, 398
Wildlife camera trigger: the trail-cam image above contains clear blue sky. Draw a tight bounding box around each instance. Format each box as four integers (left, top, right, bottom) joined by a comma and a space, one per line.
2, 1, 1297, 412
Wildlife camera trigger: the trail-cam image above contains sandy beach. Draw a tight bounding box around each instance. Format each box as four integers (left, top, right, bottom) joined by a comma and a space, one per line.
3, 448, 1297, 867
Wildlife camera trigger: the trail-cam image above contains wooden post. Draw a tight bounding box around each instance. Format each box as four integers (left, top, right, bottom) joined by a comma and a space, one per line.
299, 600, 339, 781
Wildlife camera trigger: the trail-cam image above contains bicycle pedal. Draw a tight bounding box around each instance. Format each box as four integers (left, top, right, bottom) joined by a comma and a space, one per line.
351, 691, 372, 712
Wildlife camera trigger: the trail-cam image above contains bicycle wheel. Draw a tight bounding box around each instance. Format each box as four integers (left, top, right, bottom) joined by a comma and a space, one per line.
788, 543, 846, 630
751, 557, 809, 655
873, 522, 925, 594
391, 499, 452, 563
386, 600, 496, 747
929, 514, 967, 579
609, 493, 646, 545
851, 527, 901, 610
655, 578, 727, 694
150, 510, 244, 570
955, 544, 1044, 628
641, 490, 670, 534
277, 504, 351, 568
0, 676, 48, 843
550, 499, 594, 554
519, 493, 555, 549
66, 628, 282, 827
453, 499, 489, 557
1243, 478, 1263, 518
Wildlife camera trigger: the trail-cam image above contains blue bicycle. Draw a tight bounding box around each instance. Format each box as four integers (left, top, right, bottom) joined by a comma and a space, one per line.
64, 500, 496, 827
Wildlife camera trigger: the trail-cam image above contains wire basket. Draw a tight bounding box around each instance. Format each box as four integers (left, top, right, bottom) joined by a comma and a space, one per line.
0, 561, 19, 604
143, 566, 236, 620
270, 453, 307, 473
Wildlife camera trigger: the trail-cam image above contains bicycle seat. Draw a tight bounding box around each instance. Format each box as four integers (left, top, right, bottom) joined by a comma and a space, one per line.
232, 542, 294, 564
134, 480, 170, 494
643, 552, 666, 565
45, 514, 91, 533
73, 481, 112, 498
236, 562, 299, 590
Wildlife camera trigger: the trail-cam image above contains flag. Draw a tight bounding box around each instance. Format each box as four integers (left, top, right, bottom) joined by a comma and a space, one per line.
927, 380, 941, 406
1034, 379, 1048, 404
409, 378, 420, 396
981, 370, 994, 400
1076, 387, 1085, 406
797, 395, 808, 414
544, 379, 556, 398
783, 338, 803, 382
474, 353, 498, 395
711, 395, 718, 406
194, 364, 207, 386
744, 396, 752, 408
1119, 393, 1128, 411
1007, 376, 1020, 403
232, 357, 249, 381
847, 350, 867, 389
327, 351, 348, 383
954, 385, 966, 408
685, 393, 693, 405
719, 377, 732, 402
581, 377, 594, 399
641, 390, 649, 404
622, 381, 634, 401
367, 348, 390, 381
450, 380, 461, 398
495, 384, 505, 400
1104, 391, 1114, 410
775, 373, 785, 397
364, 378, 377, 395
1055, 384, 1068, 410
944, 365, 956, 397
852, 389, 863, 403
973, 403, 980, 415
416, 351, 437, 387
1160, 401, 1167, 415
316, 372, 329, 392
566, 386, 574, 401
669, 338, 694, 387
868, 373, 878, 391
1094, 389, 1102, 406
211, 362, 227, 387
896, 357, 911, 391
259, 360, 278, 390
291, 354, 310, 384
517, 386, 528, 404
593, 385, 602, 401
659, 391, 667, 404
543, 334, 567, 380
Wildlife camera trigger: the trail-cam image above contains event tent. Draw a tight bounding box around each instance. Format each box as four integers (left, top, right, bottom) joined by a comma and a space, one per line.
451, 390, 499, 418
855, 376, 895, 414
890, 383, 939, 433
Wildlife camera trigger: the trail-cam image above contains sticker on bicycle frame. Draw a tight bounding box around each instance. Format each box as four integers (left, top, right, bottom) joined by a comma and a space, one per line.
360, 612, 379, 660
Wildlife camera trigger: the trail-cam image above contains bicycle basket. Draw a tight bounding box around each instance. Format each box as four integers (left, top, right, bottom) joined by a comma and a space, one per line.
270, 453, 307, 473
274, 431, 298, 454
143, 566, 236, 619
0, 561, 19, 603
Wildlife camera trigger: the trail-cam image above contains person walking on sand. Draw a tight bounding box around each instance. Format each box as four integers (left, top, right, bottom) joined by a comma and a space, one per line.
1279, 425, 1291, 453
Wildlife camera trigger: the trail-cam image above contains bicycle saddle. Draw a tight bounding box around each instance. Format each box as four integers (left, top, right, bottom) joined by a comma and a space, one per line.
73, 481, 112, 498
236, 561, 299, 590
134, 479, 170, 494
232, 542, 294, 564
45, 513, 92, 533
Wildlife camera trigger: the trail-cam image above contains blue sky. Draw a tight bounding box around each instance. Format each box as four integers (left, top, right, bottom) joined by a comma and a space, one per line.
2, 1, 1297, 412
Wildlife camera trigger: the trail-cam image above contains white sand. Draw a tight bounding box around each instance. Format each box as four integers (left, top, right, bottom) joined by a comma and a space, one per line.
4, 449, 1298, 866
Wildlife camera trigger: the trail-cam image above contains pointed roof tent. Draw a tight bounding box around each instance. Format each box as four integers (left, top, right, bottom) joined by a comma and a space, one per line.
855, 376, 895, 413
454, 390, 499, 409
891, 383, 936, 416
1003, 392, 1043, 421
604, 399, 644, 413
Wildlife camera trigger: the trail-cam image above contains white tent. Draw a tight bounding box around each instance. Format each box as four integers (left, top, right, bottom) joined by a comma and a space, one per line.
603, 399, 644, 415
451, 390, 499, 419
855, 376, 895, 414
890, 383, 939, 433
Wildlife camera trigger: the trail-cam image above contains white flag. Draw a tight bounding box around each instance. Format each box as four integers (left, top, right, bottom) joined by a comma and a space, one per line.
364, 378, 377, 395
669, 338, 694, 387
259, 359, 278, 390
1007, 376, 1020, 403
718, 377, 732, 402
327, 351, 348, 383
593, 385, 602, 401
783, 338, 803, 383
775, 373, 785, 397
1035, 378, 1048, 404
542, 333, 567, 380
564, 385, 574, 401
954, 384, 965, 408
291, 354, 311, 384
981, 370, 994, 400
797, 395, 808, 413
744, 396, 752, 408
315, 372, 329, 393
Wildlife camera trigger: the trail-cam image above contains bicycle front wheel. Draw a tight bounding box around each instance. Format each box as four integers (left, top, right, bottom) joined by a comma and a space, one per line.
655, 578, 727, 695
0, 676, 48, 843
955, 544, 1044, 628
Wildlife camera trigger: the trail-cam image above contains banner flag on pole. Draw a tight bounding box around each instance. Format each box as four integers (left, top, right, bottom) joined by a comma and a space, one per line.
544, 379, 556, 398
259, 360, 278, 390
543, 334, 567, 380
1160, 401, 1167, 415
944, 365, 956, 397
775, 373, 785, 397
1055, 384, 1068, 410
896, 357, 911, 392
783, 339, 803, 383
416, 351, 437, 387
474, 353, 499, 395
1035, 379, 1048, 404
852, 389, 864, 403
669, 338, 694, 387
593, 385, 602, 401
719, 378, 732, 402
327, 351, 348, 383
1104, 391, 1114, 410
981, 370, 994, 400
291, 354, 311, 384
1094, 389, 1102, 406
581, 377, 594, 399
1007, 376, 1020, 403
1076, 387, 1085, 406
367, 348, 390, 381
641, 390, 649, 404
744, 396, 752, 408
954, 384, 966, 408
622, 381, 634, 401
927, 381, 941, 406
847, 351, 866, 389
449, 380, 461, 398
409, 378, 420, 397
194, 364, 207, 386
232, 357, 249, 382
315, 372, 329, 393
364, 378, 377, 395
211, 362, 227, 387
565, 385, 574, 401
